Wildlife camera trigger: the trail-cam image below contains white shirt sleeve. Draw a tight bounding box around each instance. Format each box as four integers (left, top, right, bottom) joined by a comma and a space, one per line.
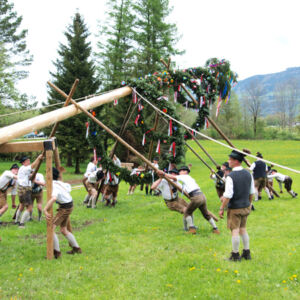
223, 176, 234, 198
250, 175, 255, 195
249, 162, 256, 171
114, 157, 121, 167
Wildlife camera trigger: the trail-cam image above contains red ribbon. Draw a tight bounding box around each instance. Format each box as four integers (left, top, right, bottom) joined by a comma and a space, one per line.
134, 114, 140, 126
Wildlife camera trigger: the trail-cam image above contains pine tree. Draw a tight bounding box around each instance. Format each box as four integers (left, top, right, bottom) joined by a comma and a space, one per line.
47, 13, 100, 173
133, 0, 182, 76
96, 0, 135, 89
0, 0, 32, 105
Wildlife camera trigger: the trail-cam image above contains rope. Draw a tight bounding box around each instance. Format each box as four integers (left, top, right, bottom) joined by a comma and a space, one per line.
0, 89, 115, 118
134, 89, 300, 175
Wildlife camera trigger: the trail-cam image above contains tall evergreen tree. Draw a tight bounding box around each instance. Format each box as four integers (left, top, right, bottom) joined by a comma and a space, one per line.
96, 0, 135, 89
47, 13, 100, 173
133, 0, 182, 76
0, 0, 32, 105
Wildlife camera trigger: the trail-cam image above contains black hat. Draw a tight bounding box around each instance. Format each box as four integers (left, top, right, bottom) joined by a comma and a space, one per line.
222, 162, 229, 168
256, 152, 263, 158
52, 167, 60, 180
96, 170, 104, 181
169, 168, 179, 174
20, 156, 29, 164
10, 164, 19, 170
229, 150, 245, 162
153, 157, 159, 161
178, 166, 190, 173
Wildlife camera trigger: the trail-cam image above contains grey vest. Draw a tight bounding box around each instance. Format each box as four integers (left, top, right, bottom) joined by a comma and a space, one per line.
228, 169, 252, 209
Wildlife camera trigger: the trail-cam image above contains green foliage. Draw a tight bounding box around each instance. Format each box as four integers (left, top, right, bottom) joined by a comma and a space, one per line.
0, 0, 33, 104
46, 13, 101, 173
133, 0, 182, 75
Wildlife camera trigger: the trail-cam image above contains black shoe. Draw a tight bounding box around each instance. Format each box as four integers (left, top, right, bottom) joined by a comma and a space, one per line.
228, 252, 241, 261
251, 205, 255, 211
269, 197, 272, 200
0, 221, 2, 226
54, 249, 61, 259
258, 196, 262, 200
241, 249, 251, 260
14, 222, 20, 226
86, 205, 91, 208
271, 195, 274, 199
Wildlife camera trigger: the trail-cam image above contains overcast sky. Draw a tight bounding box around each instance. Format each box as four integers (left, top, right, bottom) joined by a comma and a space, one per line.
13, 0, 300, 104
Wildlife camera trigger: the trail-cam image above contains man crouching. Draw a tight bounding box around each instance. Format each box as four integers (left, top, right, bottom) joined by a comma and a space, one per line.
44, 167, 81, 259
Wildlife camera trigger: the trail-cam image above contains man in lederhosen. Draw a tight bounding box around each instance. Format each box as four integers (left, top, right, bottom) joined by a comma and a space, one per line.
220, 150, 255, 261
82, 157, 98, 205
267, 170, 297, 198
152, 168, 190, 231
0, 164, 19, 225
249, 152, 272, 201
31, 172, 46, 221
158, 166, 220, 235
86, 170, 104, 208
15, 155, 43, 228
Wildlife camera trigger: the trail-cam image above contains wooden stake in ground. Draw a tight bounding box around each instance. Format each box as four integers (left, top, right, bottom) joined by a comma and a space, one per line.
45, 140, 54, 260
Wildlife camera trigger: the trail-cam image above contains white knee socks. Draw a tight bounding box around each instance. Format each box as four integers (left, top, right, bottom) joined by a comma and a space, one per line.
65, 233, 79, 248
232, 236, 240, 253
53, 233, 60, 251
241, 233, 250, 250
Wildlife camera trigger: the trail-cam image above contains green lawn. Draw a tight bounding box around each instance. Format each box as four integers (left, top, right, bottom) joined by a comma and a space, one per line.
0, 140, 299, 299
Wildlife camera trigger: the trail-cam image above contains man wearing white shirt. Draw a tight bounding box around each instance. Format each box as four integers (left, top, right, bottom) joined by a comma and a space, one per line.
268, 170, 297, 198
151, 168, 189, 230
82, 157, 98, 204
220, 150, 255, 261
86, 170, 104, 208
44, 167, 81, 258
15, 155, 43, 228
31, 173, 46, 221
0, 164, 19, 224
104, 155, 121, 207
159, 166, 219, 235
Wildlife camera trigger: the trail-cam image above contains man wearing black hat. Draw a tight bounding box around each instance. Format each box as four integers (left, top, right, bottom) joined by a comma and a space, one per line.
15, 155, 43, 228
0, 164, 19, 224
220, 150, 255, 261
159, 166, 220, 235
151, 168, 190, 230
44, 167, 81, 258
249, 152, 272, 201
210, 163, 227, 200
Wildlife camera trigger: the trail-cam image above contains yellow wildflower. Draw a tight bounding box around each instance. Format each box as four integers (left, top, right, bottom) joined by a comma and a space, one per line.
29, 268, 33, 272
234, 270, 238, 274
189, 267, 196, 271
166, 284, 173, 287
292, 275, 297, 278
216, 268, 221, 272
282, 280, 286, 283
236, 280, 241, 284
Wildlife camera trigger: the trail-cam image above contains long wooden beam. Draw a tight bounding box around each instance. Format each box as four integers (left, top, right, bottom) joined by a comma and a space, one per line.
0, 140, 45, 153
0, 86, 132, 145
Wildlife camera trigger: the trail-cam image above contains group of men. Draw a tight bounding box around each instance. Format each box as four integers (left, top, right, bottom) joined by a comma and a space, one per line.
0, 148, 297, 261
0, 155, 82, 258
82, 155, 121, 209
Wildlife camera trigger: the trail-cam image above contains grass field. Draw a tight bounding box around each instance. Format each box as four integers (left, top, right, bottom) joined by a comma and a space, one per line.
0, 140, 300, 299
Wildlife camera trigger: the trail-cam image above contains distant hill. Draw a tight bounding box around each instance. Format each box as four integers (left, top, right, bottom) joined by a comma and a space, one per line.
233, 67, 300, 116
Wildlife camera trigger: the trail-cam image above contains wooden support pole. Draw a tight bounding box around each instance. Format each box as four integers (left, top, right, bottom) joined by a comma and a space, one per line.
0, 140, 45, 153
49, 79, 79, 138
0, 86, 132, 145
185, 142, 223, 182
188, 130, 219, 168
45, 140, 54, 260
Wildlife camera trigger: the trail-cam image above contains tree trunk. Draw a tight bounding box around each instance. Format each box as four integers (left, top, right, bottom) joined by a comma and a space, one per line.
75, 157, 81, 174
253, 116, 257, 137
67, 154, 73, 167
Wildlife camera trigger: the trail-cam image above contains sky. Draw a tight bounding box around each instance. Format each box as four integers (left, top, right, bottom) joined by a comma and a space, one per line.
12, 0, 300, 105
